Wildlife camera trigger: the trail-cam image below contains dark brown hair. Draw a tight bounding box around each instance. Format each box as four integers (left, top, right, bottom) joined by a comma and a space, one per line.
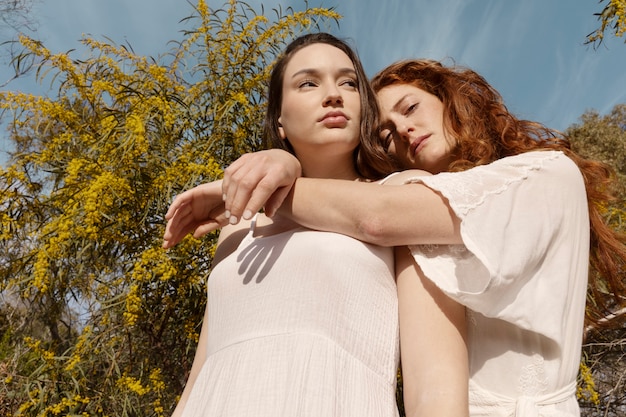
263, 32, 397, 180
372, 59, 626, 325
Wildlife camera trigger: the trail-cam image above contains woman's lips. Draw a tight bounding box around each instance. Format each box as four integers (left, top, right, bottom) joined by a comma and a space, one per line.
410, 134, 431, 156
320, 111, 349, 127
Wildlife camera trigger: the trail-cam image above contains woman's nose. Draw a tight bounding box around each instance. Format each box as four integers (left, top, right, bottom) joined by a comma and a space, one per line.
396, 123, 413, 142
323, 86, 343, 106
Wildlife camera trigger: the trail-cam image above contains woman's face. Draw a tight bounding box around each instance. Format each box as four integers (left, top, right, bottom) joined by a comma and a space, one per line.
278, 43, 361, 158
377, 83, 457, 173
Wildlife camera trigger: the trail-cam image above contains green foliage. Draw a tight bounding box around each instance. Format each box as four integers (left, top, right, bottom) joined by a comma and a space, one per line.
567, 104, 626, 178
567, 103, 626, 225
0, 1, 340, 415
567, 104, 626, 327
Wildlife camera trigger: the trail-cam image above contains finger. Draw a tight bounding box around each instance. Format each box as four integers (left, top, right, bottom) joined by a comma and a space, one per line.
224, 165, 265, 223
225, 161, 291, 220
165, 188, 197, 220
222, 153, 251, 193
162, 223, 190, 248
163, 211, 200, 247
163, 220, 200, 248
222, 153, 258, 209
222, 150, 301, 222
163, 211, 223, 248
163, 223, 184, 248
163, 203, 192, 239
193, 221, 223, 238
243, 179, 291, 219
191, 202, 231, 237
165, 196, 183, 220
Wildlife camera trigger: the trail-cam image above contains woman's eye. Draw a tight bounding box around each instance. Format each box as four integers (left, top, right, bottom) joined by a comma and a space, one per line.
298, 79, 317, 88
341, 78, 358, 88
380, 130, 393, 151
405, 103, 418, 115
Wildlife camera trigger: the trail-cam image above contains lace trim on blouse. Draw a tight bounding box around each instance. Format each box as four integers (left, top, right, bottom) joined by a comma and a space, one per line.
402, 150, 562, 217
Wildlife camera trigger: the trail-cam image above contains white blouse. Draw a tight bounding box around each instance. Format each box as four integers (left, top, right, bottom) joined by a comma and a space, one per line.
404, 151, 588, 417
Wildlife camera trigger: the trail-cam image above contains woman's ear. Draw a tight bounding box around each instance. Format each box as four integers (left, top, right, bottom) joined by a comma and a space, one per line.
278, 116, 286, 140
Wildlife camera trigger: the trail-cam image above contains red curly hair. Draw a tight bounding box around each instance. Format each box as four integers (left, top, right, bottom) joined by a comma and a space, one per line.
371, 59, 626, 327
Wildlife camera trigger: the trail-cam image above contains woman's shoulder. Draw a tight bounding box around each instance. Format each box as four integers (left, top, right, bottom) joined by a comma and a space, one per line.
476, 150, 580, 184
498, 150, 582, 183
212, 218, 255, 266
494, 150, 564, 167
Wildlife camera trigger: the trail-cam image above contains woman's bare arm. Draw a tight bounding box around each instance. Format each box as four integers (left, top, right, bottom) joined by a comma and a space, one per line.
171, 303, 210, 417
219, 151, 461, 247
165, 151, 462, 248
395, 246, 469, 417
279, 173, 462, 247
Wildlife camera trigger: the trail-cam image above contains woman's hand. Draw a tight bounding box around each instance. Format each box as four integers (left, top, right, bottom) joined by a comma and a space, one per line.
222, 149, 302, 223
163, 180, 229, 248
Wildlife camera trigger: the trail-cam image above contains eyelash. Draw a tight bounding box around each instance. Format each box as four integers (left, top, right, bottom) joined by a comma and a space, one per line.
297, 78, 358, 89
298, 79, 317, 88
381, 131, 394, 151
404, 103, 418, 115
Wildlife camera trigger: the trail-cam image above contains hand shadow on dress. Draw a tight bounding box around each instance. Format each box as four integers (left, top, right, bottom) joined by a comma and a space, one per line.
236, 234, 292, 284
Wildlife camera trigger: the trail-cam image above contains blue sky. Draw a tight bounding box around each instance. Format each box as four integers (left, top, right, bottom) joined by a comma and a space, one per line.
1, 0, 625, 161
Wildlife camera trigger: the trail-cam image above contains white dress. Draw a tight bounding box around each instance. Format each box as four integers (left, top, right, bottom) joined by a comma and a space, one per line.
404, 151, 588, 417
181, 219, 400, 416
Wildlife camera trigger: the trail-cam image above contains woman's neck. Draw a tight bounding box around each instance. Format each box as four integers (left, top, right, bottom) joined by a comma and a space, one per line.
302, 164, 360, 180
299, 155, 360, 181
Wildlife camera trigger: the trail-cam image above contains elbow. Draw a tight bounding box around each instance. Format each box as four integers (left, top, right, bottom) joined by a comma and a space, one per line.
357, 214, 396, 247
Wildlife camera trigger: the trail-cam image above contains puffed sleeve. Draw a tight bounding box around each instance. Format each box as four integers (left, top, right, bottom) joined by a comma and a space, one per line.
404, 151, 589, 340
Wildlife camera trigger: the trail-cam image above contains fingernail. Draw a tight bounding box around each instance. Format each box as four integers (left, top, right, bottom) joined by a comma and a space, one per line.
229, 215, 238, 225
222, 194, 227, 201
243, 210, 252, 220
224, 210, 231, 218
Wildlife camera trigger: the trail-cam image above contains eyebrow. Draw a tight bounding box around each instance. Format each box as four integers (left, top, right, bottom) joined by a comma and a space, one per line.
291, 67, 357, 79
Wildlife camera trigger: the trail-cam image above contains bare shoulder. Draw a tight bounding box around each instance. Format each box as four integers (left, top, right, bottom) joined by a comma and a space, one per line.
212, 219, 253, 266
